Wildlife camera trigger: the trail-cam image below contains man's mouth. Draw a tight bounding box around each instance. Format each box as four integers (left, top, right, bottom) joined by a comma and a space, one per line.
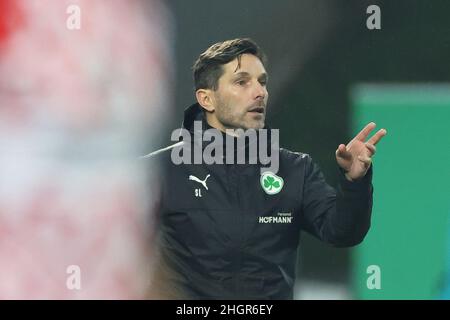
248, 106, 265, 114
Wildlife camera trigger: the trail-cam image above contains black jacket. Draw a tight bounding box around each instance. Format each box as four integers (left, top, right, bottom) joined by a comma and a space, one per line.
151, 103, 373, 299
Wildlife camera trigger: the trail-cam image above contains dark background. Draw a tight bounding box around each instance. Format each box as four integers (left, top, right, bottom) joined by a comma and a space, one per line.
163, 0, 450, 292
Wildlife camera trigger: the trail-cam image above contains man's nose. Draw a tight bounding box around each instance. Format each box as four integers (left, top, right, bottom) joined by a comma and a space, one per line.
254, 81, 267, 99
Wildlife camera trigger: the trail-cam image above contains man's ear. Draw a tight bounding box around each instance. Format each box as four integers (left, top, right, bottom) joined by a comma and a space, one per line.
196, 89, 215, 112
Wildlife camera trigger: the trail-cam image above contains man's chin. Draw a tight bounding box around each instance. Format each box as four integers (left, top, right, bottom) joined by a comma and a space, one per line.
222, 119, 265, 131
245, 114, 265, 130
242, 121, 265, 130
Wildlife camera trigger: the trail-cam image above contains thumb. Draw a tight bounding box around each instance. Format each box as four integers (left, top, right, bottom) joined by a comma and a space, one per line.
336, 144, 351, 160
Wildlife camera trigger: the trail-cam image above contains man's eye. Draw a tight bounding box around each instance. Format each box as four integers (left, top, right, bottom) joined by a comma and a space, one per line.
236, 80, 247, 86
259, 80, 267, 86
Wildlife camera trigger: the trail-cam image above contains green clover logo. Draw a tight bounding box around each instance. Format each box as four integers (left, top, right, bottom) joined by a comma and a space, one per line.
260, 172, 284, 195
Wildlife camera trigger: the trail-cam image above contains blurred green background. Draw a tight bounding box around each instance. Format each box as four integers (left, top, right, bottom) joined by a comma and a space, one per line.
351, 85, 450, 299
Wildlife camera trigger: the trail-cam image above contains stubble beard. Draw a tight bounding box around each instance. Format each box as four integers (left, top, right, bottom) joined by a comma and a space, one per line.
214, 97, 264, 131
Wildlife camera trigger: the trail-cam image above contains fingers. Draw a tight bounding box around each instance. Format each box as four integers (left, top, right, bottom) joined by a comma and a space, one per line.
365, 143, 376, 156
358, 155, 372, 166
354, 122, 376, 142
336, 144, 352, 160
367, 128, 387, 146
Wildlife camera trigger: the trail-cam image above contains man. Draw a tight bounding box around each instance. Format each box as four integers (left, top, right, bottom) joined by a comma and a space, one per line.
146, 38, 386, 299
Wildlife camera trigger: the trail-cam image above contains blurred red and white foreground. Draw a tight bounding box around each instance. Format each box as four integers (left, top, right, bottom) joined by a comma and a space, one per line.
0, 0, 173, 299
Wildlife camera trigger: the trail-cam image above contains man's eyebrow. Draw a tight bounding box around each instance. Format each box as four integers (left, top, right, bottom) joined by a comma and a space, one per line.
232, 72, 268, 79
232, 72, 251, 78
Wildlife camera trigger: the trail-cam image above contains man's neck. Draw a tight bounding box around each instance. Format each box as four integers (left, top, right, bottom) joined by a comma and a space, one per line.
205, 113, 224, 131
205, 113, 240, 137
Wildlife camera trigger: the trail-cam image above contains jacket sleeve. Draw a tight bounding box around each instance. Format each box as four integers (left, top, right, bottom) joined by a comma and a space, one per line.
299, 155, 373, 247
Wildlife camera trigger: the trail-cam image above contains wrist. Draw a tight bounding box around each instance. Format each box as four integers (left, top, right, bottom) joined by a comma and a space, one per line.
344, 172, 354, 182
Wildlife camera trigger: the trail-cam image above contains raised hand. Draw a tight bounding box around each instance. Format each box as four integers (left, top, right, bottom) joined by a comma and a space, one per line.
336, 122, 387, 181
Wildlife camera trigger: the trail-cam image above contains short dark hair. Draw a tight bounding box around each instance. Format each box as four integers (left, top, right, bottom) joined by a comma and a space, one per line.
192, 38, 267, 91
